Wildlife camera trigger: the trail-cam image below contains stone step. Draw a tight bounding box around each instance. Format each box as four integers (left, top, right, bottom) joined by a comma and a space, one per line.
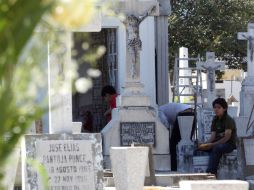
104, 172, 215, 187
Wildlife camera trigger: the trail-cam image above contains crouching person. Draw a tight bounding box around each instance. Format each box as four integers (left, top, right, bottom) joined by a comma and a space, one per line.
198, 98, 237, 176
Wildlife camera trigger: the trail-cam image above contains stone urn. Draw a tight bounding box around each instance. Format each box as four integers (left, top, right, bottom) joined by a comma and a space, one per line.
110, 146, 149, 190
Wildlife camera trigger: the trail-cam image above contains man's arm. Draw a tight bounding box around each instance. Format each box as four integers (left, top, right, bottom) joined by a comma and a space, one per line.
211, 129, 232, 145
206, 131, 216, 143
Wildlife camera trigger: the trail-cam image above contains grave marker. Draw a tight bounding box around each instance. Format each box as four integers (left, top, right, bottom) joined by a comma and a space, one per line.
22, 133, 103, 190
197, 52, 225, 107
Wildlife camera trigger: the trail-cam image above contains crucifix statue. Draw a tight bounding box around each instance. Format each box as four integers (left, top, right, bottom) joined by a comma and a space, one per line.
117, 0, 159, 93
238, 22, 254, 78
197, 52, 225, 107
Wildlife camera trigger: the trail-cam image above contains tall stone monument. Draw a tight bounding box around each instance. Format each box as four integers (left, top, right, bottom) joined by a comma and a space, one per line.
101, 0, 170, 171
237, 23, 254, 119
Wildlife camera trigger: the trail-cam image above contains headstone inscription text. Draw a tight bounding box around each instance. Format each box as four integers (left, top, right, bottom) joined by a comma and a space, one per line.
120, 122, 155, 146
36, 140, 95, 190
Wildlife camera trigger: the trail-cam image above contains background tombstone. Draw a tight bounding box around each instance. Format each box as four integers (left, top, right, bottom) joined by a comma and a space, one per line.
22, 133, 103, 190
197, 52, 225, 108
102, 0, 170, 171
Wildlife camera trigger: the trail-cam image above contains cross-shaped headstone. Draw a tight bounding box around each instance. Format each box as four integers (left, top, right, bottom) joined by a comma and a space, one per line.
238, 22, 254, 77
197, 52, 225, 107
117, 0, 159, 91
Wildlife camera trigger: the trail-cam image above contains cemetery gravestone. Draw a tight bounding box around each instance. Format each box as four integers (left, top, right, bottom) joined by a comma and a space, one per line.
22, 133, 103, 190
197, 52, 225, 108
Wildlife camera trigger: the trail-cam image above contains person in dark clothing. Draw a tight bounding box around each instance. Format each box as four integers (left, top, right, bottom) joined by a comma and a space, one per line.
159, 103, 195, 171
101, 85, 118, 123
80, 110, 93, 133
198, 98, 237, 176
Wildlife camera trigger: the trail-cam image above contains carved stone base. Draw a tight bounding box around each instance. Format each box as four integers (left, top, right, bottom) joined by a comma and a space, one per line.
101, 107, 170, 171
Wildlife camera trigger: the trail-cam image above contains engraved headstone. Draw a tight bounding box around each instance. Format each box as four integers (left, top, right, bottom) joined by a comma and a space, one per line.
22, 133, 103, 190
197, 52, 225, 108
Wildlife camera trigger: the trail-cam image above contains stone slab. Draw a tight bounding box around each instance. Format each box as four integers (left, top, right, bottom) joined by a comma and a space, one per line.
104, 173, 215, 187
22, 133, 103, 190
180, 180, 249, 190
104, 187, 179, 190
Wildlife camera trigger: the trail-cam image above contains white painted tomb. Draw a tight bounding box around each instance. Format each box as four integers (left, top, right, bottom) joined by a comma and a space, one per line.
101, 0, 170, 171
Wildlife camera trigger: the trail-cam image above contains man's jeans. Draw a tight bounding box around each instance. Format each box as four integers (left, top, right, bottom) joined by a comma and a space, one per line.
206, 143, 235, 175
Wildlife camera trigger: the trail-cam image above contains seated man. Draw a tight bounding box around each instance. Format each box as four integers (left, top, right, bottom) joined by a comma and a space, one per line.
198, 98, 237, 176
159, 103, 195, 171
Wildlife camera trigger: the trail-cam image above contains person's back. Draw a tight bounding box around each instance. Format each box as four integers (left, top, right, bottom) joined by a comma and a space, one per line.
159, 103, 191, 126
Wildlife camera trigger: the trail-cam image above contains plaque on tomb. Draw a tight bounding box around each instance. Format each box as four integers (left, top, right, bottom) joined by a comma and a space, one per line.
22, 133, 103, 190
120, 122, 156, 146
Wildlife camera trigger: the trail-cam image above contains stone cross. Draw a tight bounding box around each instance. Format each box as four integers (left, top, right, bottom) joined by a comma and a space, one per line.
238, 22, 254, 77
117, 0, 159, 92
197, 52, 225, 107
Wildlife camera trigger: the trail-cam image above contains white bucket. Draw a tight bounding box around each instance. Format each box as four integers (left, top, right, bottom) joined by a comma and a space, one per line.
243, 138, 254, 165
193, 156, 209, 173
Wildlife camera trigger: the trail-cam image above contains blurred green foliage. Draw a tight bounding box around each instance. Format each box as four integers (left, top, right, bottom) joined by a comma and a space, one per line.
0, 0, 53, 187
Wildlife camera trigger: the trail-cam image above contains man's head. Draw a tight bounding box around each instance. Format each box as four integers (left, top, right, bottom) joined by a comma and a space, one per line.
101, 85, 116, 102
212, 98, 228, 117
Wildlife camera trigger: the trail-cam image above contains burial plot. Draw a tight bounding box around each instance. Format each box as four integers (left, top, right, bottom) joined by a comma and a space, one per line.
22, 133, 103, 190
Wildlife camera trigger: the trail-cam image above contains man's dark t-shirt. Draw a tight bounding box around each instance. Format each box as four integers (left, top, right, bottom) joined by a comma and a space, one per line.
211, 113, 237, 147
